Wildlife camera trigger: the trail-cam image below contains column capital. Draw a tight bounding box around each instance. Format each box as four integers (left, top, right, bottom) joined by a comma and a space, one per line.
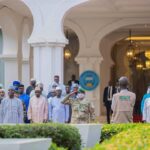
75, 56, 103, 65
24, 0, 88, 45
30, 42, 66, 48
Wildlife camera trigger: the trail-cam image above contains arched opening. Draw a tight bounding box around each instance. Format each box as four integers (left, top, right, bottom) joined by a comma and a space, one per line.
0, 0, 33, 88
100, 24, 150, 121
63, 27, 79, 85
111, 38, 150, 118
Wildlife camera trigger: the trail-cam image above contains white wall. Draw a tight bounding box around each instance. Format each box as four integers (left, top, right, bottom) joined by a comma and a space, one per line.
4, 60, 18, 88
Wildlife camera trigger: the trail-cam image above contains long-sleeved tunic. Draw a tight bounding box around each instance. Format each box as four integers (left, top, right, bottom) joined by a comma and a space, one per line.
28, 95, 48, 123
49, 96, 69, 123
1, 97, 23, 124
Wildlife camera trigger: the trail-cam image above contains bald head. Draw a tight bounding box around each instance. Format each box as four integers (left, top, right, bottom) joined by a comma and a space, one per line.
119, 76, 129, 89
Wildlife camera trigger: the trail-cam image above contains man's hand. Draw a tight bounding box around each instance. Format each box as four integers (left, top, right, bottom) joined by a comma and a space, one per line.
69, 91, 76, 96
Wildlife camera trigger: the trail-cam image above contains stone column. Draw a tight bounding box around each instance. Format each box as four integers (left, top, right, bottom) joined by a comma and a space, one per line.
75, 56, 103, 118
32, 43, 65, 91
29, 46, 34, 79
23, 0, 89, 91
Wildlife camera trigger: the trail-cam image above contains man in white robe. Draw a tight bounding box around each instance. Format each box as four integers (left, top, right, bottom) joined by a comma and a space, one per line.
49, 87, 69, 123
1, 86, 23, 124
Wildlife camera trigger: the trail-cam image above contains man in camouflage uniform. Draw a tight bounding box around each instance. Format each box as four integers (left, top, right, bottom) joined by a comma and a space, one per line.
62, 88, 95, 124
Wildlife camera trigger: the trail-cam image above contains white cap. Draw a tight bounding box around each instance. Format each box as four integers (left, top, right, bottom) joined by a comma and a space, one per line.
36, 82, 43, 87
56, 86, 62, 91
30, 78, 36, 81
35, 86, 41, 91
52, 83, 58, 87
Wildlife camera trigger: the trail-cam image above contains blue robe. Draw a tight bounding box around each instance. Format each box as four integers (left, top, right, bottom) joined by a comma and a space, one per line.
19, 94, 30, 111
141, 93, 150, 114
19, 93, 30, 123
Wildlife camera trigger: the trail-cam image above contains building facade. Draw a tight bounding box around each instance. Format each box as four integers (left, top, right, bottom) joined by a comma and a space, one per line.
0, 0, 150, 118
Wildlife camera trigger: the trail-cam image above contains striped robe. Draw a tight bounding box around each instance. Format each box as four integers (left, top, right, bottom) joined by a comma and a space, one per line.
1, 97, 24, 124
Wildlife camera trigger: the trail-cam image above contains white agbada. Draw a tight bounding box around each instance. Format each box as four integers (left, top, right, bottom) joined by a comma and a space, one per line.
1, 97, 23, 124
143, 98, 150, 123
49, 96, 69, 123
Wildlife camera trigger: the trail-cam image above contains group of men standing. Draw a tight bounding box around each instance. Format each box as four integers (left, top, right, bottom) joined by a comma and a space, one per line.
2, 74, 145, 124
0, 75, 95, 124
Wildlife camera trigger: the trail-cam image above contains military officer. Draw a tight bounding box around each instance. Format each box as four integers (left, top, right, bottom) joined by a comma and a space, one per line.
62, 88, 95, 124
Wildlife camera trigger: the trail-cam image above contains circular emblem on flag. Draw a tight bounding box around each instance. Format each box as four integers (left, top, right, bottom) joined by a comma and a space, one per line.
79, 70, 100, 91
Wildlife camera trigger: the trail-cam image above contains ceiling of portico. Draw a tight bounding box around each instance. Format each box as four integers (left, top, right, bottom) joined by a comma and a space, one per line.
0, 0, 32, 17
68, 0, 150, 18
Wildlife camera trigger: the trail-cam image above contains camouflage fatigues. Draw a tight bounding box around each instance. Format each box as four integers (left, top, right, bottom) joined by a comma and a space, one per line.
62, 95, 95, 124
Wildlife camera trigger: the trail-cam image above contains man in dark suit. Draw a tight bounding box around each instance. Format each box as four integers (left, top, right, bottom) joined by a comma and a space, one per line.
68, 74, 79, 88
103, 81, 116, 123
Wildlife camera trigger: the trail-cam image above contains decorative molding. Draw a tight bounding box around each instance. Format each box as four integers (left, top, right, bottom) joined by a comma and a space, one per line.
22, 58, 29, 64
75, 56, 103, 65
30, 41, 66, 48
67, 12, 150, 19
0, 54, 17, 61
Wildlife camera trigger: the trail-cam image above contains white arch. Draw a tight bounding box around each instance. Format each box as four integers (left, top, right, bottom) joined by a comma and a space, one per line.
64, 19, 87, 55
93, 18, 150, 51
23, 0, 89, 44
0, 1, 33, 89
99, 32, 132, 114
0, 7, 18, 55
